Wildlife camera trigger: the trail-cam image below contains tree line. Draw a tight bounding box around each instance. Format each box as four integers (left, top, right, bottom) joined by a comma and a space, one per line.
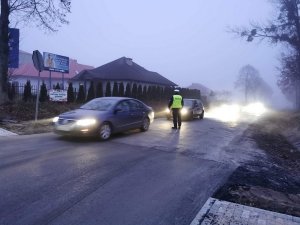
10, 80, 202, 105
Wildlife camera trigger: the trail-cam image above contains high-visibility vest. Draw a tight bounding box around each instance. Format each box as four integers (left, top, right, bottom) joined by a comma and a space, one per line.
171, 95, 183, 108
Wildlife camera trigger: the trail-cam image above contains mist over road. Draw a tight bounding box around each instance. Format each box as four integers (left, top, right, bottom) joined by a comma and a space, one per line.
0, 114, 257, 225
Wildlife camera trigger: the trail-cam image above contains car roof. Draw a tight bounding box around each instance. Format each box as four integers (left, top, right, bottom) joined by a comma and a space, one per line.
93, 97, 133, 101
184, 98, 201, 101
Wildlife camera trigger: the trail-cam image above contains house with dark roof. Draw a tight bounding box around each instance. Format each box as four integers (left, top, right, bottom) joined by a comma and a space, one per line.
71, 57, 177, 95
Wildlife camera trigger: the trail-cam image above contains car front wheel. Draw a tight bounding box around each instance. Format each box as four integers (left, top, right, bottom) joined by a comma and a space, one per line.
141, 117, 150, 131
99, 122, 112, 140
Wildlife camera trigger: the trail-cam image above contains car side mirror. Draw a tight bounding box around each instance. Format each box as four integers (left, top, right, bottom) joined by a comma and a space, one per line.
114, 108, 122, 114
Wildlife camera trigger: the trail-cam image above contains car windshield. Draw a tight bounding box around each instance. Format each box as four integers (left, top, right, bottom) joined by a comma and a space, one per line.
80, 99, 116, 111
184, 99, 194, 107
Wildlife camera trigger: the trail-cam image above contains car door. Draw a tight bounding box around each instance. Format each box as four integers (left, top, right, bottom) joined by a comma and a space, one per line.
113, 100, 132, 131
193, 100, 201, 115
195, 100, 204, 115
127, 99, 144, 128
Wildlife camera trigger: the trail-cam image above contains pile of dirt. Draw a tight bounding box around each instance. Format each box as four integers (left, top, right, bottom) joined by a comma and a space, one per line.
214, 111, 300, 217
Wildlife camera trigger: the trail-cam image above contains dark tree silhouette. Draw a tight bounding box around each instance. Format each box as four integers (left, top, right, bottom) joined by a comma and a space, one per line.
76, 84, 85, 103
142, 86, 148, 101
137, 84, 143, 100
112, 82, 119, 96
105, 82, 111, 97
39, 81, 48, 102
125, 83, 131, 97
23, 80, 32, 102
67, 82, 75, 103
119, 82, 124, 97
132, 83, 137, 98
54, 83, 60, 90
96, 81, 103, 97
87, 81, 95, 101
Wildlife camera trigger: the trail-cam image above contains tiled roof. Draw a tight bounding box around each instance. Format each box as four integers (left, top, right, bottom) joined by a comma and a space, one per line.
72, 57, 177, 86
12, 58, 94, 79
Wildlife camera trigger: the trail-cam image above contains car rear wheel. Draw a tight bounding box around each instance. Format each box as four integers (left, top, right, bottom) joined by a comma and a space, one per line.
141, 117, 150, 131
99, 122, 112, 140
200, 111, 204, 119
188, 112, 194, 120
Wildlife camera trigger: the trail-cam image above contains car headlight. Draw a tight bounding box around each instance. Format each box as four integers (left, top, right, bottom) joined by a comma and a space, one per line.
76, 118, 97, 126
53, 117, 59, 123
150, 111, 155, 118
165, 108, 170, 113
181, 108, 188, 115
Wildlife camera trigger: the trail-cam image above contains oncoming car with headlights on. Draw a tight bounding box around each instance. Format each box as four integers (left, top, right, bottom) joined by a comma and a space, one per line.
166, 98, 204, 120
53, 97, 154, 140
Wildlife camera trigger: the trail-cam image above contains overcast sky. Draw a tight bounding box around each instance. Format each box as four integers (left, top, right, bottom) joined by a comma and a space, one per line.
20, 0, 288, 105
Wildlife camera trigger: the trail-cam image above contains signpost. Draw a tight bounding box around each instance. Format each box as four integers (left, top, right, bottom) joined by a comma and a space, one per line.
32, 50, 44, 121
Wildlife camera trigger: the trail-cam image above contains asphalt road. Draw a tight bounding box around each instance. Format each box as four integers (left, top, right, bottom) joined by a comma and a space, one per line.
0, 115, 255, 225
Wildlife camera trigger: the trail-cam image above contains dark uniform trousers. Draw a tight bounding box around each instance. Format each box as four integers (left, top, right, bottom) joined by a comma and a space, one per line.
172, 108, 182, 128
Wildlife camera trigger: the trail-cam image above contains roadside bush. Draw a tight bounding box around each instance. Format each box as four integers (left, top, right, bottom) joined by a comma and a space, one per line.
39, 82, 48, 102
76, 84, 85, 103
23, 80, 32, 102
96, 82, 103, 97
67, 82, 75, 103
105, 82, 111, 97
87, 81, 95, 101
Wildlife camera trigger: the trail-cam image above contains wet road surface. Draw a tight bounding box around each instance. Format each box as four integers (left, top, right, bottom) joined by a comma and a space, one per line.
0, 116, 255, 225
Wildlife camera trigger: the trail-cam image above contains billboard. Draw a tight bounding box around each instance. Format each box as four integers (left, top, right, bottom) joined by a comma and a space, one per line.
8, 28, 19, 68
43, 52, 69, 73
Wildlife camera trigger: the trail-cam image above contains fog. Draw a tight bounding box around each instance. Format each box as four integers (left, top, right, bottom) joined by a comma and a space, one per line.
18, 0, 291, 109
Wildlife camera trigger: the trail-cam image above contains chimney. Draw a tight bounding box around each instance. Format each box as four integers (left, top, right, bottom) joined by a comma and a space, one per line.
125, 57, 133, 66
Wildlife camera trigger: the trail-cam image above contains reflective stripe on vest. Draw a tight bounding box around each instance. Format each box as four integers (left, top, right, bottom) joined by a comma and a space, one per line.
171, 95, 182, 108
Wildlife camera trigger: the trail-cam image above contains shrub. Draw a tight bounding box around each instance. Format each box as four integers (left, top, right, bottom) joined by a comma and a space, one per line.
67, 82, 75, 102
87, 81, 95, 101
23, 80, 32, 102
39, 81, 48, 102
105, 82, 111, 97
76, 84, 85, 103
96, 82, 103, 97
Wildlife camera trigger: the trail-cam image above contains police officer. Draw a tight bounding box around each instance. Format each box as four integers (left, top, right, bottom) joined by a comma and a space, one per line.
168, 89, 184, 129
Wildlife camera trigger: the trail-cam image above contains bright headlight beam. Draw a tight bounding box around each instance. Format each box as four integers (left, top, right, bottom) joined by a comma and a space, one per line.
76, 118, 97, 126
242, 102, 266, 116
53, 117, 59, 123
181, 108, 188, 115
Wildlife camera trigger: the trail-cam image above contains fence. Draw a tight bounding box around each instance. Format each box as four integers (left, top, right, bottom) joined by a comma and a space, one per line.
8, 83, 78, 101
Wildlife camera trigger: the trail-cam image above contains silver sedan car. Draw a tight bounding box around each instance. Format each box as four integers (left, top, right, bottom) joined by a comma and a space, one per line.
53, 97, 154, 140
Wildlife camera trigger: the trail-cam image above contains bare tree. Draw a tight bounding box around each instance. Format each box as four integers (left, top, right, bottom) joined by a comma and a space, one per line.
231, 0, 300, 109
0, 0, 71, 104
277, 52, 299, 105
235, 65, 272, 103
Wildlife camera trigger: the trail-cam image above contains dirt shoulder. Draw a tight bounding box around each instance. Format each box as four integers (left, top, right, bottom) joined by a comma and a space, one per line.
214, 111, 300, 217
0, 101, 80, 135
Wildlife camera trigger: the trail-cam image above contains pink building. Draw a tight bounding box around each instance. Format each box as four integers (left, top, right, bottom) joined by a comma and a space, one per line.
10, 50, 94, 91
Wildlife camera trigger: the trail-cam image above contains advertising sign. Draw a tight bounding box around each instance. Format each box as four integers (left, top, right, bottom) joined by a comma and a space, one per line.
8, 28, 19, 68
49, 89, 68, 102
43, 52, 69, 73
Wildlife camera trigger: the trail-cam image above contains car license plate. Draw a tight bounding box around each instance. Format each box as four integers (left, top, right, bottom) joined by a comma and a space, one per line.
56, 125, 72, 131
